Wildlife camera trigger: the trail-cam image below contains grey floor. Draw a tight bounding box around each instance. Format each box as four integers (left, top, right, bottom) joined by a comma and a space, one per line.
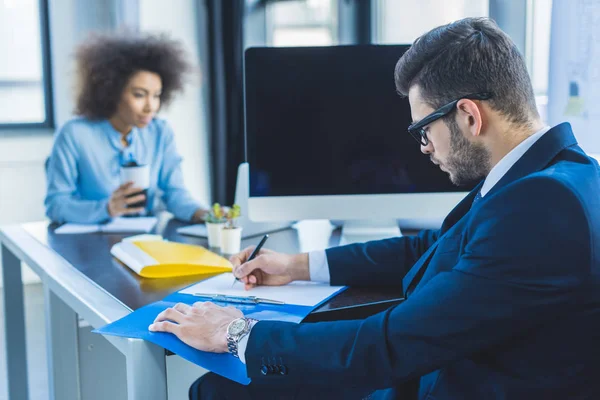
0, 284, 206, 400
0, 283, 48, 400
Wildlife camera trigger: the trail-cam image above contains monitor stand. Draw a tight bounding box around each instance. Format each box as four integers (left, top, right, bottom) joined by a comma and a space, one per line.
177, 163, 292, 239
338, 219, 401, 246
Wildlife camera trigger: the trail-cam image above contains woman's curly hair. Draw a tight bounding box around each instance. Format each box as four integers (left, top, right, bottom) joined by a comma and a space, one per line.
74, 32, 191, 119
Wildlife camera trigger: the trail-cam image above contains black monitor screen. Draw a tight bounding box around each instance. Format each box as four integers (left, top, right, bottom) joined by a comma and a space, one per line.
245, 45, 475, 197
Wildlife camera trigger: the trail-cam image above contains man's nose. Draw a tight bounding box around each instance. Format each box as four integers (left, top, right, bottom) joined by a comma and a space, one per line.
421, 141, 433, 154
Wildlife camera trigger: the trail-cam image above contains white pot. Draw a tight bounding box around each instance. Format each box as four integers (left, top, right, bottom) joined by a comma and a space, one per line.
221, 227, 243, 255
206, 222, 225, 248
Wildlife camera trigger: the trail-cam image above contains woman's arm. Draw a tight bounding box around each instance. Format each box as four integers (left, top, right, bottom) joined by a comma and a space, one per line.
44, 126, 112, 224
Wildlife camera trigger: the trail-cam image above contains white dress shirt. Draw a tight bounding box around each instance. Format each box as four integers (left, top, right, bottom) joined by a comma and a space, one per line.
238, 125, 551, 364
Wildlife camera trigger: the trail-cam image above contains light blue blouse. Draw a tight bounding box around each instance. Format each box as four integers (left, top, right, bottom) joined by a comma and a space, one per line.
45, 117, 204, 224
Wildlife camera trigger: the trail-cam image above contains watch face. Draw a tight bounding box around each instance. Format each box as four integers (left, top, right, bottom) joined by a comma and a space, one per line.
229, 319, 246, 336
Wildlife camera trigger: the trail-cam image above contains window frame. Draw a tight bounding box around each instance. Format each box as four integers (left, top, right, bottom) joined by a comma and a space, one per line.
251, 0, 373, 47
0, 0, 54, 130
264, 0, 340, 47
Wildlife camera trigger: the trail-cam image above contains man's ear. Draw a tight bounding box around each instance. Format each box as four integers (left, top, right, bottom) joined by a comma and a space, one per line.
456, 99, 483, 138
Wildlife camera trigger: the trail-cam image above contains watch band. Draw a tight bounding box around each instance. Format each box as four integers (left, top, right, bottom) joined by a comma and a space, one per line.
227, 318, 258, 358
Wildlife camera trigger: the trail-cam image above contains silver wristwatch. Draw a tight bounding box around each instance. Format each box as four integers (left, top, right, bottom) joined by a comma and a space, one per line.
226, 317, 257, 358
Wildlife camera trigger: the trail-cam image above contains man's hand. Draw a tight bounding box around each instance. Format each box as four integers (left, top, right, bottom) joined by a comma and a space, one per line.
230, 247, 310, 290
107, 182, 146, 217
148, 302, 243, 353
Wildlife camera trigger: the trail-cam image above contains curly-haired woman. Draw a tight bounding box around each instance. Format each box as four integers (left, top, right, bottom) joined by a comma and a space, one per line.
45, 33, 208, 224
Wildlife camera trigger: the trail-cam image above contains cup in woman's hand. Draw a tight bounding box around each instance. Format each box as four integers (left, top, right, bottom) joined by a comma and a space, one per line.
120, 163, 150, 210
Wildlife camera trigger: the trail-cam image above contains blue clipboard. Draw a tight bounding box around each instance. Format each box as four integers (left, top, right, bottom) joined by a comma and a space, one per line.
94, 284, 347, 385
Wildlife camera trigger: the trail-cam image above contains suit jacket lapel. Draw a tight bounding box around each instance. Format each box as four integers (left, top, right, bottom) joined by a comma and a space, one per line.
402, 239, 440, 297
439, 181, 484, 235
402, 183, 482, 297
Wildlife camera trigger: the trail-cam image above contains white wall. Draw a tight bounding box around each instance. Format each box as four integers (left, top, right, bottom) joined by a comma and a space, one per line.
0, 131, 52, 224
140, 0, 212, 207
0, 131, 53, 286
49, 0, 78, 127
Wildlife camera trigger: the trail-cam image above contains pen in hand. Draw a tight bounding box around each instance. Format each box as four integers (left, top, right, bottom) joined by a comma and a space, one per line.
232, 234, 269, 287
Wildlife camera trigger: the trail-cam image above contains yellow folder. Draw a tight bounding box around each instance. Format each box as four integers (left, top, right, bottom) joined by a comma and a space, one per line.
111, 239, 233, 278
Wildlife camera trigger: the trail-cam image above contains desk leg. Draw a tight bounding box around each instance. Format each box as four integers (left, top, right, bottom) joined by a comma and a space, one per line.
1, 244, 29, 400
126, 338, 167, 400
44, 285, 81, 400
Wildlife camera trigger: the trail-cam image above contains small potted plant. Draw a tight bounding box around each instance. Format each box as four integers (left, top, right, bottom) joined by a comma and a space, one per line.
205, 203, 226, 248
220, 204, 242, 255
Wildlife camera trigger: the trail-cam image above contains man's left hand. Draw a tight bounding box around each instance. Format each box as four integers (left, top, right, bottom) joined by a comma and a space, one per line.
149, 302, 243, 353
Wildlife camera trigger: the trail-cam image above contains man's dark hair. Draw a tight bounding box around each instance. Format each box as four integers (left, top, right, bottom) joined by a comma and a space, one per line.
74, 32, 191, 119
395, 17, 538, 125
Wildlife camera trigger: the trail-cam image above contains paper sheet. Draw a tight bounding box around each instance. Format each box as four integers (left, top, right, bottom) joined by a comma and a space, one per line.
55, 217, 158, 234
179, 272, 345, 307
100, 217, 157, 233
177, 224, 208, 237
55, 224, 100, 234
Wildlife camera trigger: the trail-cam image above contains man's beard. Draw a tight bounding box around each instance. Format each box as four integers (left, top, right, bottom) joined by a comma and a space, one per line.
443, 118, 491, 186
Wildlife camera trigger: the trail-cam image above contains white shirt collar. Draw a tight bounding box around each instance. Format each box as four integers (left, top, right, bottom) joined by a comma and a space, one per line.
480, 126, 552, 197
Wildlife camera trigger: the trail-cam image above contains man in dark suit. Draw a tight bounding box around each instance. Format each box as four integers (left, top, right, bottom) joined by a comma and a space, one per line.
149, 17, 600, 399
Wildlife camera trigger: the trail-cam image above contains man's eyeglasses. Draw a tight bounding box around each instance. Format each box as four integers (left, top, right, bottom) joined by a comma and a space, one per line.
407, 92, 493, 146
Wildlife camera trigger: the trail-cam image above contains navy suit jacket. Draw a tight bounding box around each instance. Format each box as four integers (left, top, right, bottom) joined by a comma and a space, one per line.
246, 123, 600, 399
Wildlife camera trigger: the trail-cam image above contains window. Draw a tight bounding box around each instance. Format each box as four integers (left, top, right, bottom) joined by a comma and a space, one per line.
266, 0, 338, 47
374, 0, 489, 44
526, 0, 553, 122
0, 0, 52, 127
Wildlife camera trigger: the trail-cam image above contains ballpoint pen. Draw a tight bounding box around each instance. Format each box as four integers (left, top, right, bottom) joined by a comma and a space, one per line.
232, 234, 269, 287
192, 293, 285, 305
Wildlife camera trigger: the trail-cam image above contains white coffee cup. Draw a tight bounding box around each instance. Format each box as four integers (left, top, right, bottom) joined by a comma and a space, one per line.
120, 164, 150, 210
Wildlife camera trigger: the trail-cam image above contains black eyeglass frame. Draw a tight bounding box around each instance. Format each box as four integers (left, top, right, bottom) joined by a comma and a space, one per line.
407, 92, 493, 146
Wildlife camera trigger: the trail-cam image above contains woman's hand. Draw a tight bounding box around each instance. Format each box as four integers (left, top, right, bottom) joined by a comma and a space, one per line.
191, 208, 209, 223
107, 182, 146, 217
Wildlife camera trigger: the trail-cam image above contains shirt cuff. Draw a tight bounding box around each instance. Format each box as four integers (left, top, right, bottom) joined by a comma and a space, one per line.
97, 199, 112, 223
180, 202, 202, 222
238, 320, 258, 364
308, 250, 331, 283
239, 251, 330, 364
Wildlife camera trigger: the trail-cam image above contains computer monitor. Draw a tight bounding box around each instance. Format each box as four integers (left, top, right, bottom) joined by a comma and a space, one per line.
244, 45, 475, 244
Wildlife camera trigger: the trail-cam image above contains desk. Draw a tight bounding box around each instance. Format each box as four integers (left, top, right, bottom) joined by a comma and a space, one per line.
1, 216, 403, 400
